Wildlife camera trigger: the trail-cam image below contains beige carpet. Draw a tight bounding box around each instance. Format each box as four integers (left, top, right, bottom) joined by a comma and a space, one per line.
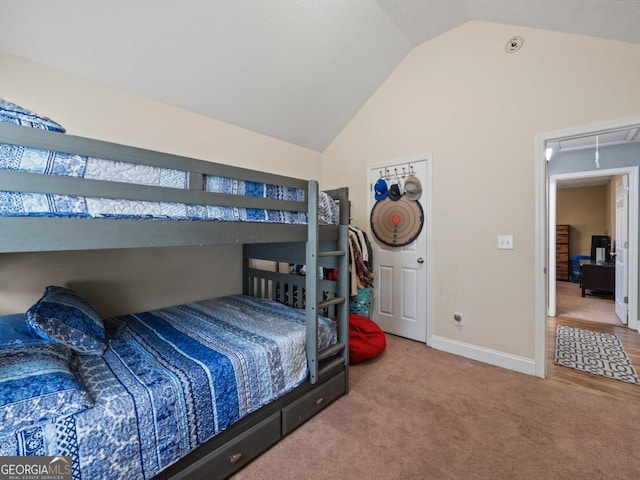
233, 334, 640, 480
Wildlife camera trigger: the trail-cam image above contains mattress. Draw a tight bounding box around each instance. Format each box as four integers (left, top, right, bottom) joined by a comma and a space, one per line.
0, 295, 337, 480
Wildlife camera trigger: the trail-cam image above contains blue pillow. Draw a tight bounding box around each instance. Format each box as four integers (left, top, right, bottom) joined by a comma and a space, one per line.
0, 342, 94, 437
0, 98, 66, 132
0, 313, 37, 344
26, 286, 107, 355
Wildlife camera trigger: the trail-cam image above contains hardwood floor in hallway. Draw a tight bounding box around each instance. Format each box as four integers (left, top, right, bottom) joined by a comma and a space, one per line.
547, 281, 640, 400
555, 280, 619, 326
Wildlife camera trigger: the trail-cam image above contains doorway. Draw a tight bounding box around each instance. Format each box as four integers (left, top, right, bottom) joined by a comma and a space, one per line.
549, 170, 636, 328
534, 116, 640, 378
548, 167, 638, 326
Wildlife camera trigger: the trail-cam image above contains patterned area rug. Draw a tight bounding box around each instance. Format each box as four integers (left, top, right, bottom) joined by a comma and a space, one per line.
555, 325, 640, 385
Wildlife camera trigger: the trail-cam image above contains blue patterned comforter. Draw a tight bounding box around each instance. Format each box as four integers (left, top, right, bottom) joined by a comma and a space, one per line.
0, 295, 336, 479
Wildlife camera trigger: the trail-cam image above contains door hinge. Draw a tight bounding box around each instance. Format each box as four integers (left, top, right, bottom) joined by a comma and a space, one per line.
624, 296, 628, 304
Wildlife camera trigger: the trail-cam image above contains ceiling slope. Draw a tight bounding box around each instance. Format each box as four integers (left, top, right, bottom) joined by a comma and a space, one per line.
0, 0, 638, 151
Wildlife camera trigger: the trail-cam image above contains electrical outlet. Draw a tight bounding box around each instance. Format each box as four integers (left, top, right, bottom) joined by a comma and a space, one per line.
497, 234, 514, 250
453, 312, 463, 324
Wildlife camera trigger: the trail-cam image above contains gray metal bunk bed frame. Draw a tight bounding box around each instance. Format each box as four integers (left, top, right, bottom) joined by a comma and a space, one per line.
0, 122, 350, 479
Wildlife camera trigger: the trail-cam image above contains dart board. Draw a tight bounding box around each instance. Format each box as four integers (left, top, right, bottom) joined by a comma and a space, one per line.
370, 196, 424, 247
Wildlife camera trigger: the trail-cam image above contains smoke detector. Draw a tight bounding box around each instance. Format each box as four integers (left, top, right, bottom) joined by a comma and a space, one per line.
505, 36, 524, 53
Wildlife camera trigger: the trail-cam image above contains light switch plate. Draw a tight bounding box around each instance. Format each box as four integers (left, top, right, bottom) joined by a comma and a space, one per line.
497, 234, 514, 250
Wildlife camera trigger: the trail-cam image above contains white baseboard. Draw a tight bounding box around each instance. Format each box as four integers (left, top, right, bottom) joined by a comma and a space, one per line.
430, 335, 538, 376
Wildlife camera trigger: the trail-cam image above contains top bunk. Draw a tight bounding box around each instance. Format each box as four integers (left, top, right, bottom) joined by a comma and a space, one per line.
0, 100, 348, 253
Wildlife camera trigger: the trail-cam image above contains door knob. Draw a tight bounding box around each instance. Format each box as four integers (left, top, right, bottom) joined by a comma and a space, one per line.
417, 257, 424, 264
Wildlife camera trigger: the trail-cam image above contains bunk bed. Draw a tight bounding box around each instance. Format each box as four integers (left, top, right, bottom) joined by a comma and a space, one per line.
0, 101, 350, 480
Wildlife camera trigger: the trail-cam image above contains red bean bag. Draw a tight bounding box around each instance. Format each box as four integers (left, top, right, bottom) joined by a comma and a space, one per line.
348, 312, 386, 363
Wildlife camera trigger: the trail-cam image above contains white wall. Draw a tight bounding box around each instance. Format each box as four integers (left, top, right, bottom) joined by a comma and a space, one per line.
0, 51, 322, 316
322, 21, 640, 363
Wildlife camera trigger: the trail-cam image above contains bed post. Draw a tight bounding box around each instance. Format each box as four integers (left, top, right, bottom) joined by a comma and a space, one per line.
305, 180, 320, 384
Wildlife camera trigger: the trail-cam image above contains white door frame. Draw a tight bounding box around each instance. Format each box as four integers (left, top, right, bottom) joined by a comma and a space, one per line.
547, 167, 638, 320
367, 154, 433, 345
615, 175, 629, 324
535, 116, 640, 378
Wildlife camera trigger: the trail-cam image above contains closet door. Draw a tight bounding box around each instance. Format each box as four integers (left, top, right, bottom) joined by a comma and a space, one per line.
367, 157, 430, 343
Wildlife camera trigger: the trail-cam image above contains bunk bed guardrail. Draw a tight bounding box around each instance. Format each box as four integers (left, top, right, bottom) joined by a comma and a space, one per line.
0, 121, 322, 252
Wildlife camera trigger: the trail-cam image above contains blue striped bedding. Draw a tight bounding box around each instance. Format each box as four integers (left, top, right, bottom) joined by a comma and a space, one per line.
0, 295, 337, 480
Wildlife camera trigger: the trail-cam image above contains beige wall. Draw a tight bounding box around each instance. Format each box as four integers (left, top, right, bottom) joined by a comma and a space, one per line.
322, 21, 640, 361
0, 51, 322, 316
556, 186, 608, 258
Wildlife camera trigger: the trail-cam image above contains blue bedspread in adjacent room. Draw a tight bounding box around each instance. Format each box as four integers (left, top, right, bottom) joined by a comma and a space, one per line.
0, 295, 336, 480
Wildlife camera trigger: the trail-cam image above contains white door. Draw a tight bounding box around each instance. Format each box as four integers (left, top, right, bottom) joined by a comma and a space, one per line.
615, 175, 629, 324
367, 157, 429, 342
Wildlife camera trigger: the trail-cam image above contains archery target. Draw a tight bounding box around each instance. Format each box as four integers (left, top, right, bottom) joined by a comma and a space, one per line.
370, 196, 424, 247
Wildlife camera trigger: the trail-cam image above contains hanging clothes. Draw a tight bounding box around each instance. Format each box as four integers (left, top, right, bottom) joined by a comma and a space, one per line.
349, 226, 372, 268
347, 226, 374, 297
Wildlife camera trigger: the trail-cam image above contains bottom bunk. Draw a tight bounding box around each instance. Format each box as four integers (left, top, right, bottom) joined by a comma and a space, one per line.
0, 276, 348, 480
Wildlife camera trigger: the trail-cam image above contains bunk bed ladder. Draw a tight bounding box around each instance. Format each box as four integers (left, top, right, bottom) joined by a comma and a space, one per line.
306, 182, 349, 385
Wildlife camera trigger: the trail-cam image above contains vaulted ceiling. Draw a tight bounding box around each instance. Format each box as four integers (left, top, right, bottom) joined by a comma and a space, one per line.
1, 1, 639, 152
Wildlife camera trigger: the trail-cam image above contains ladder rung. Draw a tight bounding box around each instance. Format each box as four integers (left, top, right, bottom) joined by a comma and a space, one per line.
318, 357, 346, 377
318, 296, 345, 309
319, 249, 347, 257
319, 342, 346, 361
